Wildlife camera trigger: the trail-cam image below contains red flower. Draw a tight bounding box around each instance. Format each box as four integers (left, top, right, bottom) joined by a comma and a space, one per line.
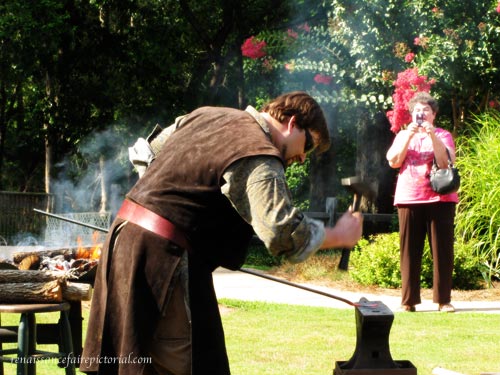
497, 2, 500, 13
414, 37, 420, 46
241, 37, 267, 59
404, 52, 415, 62
386, 68, 436, 133
313, 74, 333, 85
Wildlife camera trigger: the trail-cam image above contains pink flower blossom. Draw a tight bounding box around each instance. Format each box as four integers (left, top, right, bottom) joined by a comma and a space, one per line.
313, 74, 333, 85
497, 2, 500, 13
298, 23, 311, 33
284, 63, 295, 72
414, 36, 429, 49
404, 52, 415, 62
432, 7, 439, 13
287, 29, 298, 39
241, 36, 267, 59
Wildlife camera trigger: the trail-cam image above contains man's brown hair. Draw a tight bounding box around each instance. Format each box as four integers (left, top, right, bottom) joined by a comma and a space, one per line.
262, 91, 331, 153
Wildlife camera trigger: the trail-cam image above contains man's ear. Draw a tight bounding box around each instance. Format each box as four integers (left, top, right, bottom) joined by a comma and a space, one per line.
286, 115, 297, 133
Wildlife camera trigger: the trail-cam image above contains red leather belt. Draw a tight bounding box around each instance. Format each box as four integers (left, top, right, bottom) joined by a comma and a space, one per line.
117, 199, 190, 250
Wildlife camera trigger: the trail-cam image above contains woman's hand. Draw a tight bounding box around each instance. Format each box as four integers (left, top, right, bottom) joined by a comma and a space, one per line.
407, 122, 420, 134
421, 121, 435, 135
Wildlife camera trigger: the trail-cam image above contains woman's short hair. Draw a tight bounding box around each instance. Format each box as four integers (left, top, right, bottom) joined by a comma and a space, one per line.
408, 92, 439, 114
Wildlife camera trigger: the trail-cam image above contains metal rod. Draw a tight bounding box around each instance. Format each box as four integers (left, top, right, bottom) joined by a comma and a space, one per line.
33, 208, 356, 307
33, 209, 109, 233
239, 267, 356, 306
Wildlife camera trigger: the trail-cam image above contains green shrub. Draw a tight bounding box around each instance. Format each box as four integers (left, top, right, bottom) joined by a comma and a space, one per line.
452, 238, 484, 290
455, 110, 500, 286
351, 232, 483, 290
350, 233, 402, 288
423, 238, 483, 290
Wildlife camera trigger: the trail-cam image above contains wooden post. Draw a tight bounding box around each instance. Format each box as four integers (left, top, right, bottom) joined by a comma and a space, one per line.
325, 197, 337, 227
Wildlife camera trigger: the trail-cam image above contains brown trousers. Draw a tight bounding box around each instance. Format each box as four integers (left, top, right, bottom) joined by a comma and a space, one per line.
398, 202, 456, 305
146, 252, 230, 375
147, 266, 192, 375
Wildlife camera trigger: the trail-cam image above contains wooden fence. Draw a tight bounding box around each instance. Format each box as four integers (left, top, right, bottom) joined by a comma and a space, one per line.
0, 191, 54, 245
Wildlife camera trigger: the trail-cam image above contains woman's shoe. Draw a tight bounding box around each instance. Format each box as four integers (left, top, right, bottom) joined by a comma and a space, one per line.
438, 303, 455, 313
400, 305, 416, 312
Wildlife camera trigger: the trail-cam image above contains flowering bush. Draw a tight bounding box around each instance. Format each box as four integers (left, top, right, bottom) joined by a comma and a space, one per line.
240, 0, 500, 134
406, 1, 500, 130
240, 23, 334, 91
386, 68, 436, 133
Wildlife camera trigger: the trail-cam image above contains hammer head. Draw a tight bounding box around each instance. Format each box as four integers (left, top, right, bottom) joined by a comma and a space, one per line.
341, 176, 376, 211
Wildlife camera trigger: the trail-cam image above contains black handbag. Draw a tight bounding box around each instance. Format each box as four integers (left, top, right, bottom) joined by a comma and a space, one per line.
429, 148, 460, 194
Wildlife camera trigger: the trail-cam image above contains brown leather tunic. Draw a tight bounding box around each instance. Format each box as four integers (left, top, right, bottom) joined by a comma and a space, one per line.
81, 107, 282, 374
129, 106, 282, 267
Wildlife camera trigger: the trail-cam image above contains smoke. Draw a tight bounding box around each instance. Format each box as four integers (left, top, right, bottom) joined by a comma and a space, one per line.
53, 127, 135, 215
45, 126, 138, 247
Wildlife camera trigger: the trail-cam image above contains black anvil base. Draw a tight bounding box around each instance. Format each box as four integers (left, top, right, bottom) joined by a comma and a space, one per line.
334, 361, 417, 375
333, 298, 417, 375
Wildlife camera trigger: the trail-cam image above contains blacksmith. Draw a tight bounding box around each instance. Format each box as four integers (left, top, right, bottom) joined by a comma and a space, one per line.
81, 91, 363, 375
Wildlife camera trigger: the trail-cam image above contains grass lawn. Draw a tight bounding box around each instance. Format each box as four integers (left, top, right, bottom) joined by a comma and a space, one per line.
0, 299, 499, 375
220, 299, 500, 375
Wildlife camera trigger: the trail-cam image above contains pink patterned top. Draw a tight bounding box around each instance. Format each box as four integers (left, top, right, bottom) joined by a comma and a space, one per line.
392, 128, 459, 205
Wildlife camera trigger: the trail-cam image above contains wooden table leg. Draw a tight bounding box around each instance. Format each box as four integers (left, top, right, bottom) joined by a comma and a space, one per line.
68, 301, 82, 366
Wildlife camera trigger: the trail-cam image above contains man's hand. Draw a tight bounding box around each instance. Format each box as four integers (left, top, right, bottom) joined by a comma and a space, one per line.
321, 209, 364, 249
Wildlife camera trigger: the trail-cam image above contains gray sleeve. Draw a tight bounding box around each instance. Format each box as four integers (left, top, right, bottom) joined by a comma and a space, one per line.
221, 156, 325, 262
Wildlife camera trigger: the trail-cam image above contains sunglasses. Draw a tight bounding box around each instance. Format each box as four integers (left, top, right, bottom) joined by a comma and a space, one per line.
304, 129, 315, 154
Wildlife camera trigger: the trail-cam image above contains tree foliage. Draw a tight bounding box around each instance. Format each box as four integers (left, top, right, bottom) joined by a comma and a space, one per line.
238, 0, 500, 215
242, 0, 500, 132
0, 0, 297, 199
2, 0, 500, 220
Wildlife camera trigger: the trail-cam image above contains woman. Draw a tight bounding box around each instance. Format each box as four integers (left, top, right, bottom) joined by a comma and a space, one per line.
386, 91, 458, 312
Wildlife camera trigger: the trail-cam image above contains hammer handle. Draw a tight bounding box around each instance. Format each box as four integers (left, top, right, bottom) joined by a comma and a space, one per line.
352, 194, 361, 212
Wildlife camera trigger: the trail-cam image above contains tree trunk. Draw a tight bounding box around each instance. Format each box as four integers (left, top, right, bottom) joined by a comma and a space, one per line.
309, 107, 341, 211
356, 111, 398, 234
45, 136, 52, 194
99, 155, 107, 213
310, 109, 398, 233
44, 70, 53, 195
0, 82, 6, 190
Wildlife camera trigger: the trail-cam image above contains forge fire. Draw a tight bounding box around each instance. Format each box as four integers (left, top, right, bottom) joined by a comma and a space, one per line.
0, 237, 101, 279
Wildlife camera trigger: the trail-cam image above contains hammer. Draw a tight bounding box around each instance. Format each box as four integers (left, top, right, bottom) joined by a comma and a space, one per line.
341, 176, 376, 212
338, 176, 376, 270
